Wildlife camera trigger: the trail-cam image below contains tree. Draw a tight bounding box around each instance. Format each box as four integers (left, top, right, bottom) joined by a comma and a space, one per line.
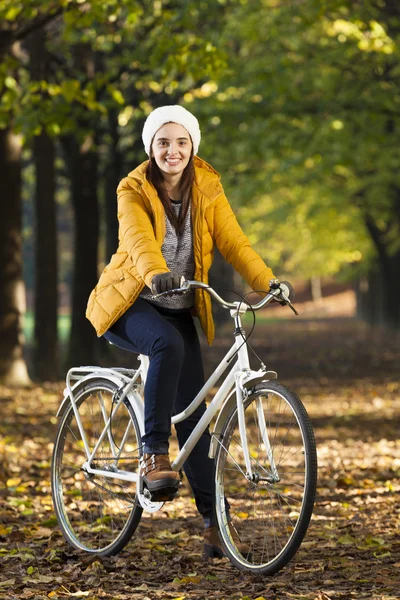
50, 0, 231, 365
0, 1, 104, 381
1, 0, 234, 376
27, 28, 59, 380
0, 128, 30, 385
0, 1, 66, 384
193, 0, 400, 327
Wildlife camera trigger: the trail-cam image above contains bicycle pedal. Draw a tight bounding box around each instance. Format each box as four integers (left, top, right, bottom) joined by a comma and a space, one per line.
147, 486, 180, 502
143, 488, 152, 500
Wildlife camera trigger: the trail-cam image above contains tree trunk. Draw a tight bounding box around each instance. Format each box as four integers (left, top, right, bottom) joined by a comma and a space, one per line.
61, 43, 101, 368
62, 133, 99, 368
28, 29, 59, 380
355, 276, 369, 322
311, 276, 322, 302
104, 106, 145, 263
355, 269, 385, 326
363, 214, 400, 329
32, 131, 59, 379
387, 250, 400, 328
104, 109, 121, 262
0, 128, 31, 386
354, 260, 400, 329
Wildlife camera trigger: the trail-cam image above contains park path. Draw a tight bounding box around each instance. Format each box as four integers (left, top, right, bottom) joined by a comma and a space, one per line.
0, 312, 399, 600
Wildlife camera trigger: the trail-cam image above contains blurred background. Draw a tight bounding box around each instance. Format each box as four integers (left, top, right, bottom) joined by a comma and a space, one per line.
1, 0, 399, 385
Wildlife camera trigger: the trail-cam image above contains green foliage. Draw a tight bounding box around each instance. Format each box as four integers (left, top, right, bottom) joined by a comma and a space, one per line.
4, 0, 399, 284
1, 0, 232, 303
193, 0, 400, 279
0, 0, 66, 24
0, 0, 228, 138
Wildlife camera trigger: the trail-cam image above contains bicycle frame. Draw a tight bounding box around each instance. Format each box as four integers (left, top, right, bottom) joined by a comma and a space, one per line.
61, 302, 279, 488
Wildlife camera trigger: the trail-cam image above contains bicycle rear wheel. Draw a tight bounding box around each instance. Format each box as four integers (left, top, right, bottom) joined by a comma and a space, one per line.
214, 381, 317, 575
51, 378, 143, 555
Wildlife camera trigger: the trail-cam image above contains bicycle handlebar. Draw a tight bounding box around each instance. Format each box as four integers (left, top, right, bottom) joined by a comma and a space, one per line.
151, 279, 299, 315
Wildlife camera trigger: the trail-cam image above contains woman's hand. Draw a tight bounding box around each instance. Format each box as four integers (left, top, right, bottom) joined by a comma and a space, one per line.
151, 272, 182, 294
270, 279, 295, 305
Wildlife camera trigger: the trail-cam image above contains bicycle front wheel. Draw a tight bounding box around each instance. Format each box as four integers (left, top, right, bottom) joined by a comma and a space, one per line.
214, 381, 317, 575
51, 378, 143, 555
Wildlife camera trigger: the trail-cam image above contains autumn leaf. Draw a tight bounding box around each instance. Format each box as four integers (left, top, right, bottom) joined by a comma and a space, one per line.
0, 317, 399, 600
0, 524, 12, 536
132, 584, 148, 591
174, 575, 202, 584
364, 536, 387, 547
31, 526, 53, 539
0, 579, 15, 588
337, 534, 356, 545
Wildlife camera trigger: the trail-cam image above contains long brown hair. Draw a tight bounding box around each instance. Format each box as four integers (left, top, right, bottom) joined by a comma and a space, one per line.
145, 149, 195, 236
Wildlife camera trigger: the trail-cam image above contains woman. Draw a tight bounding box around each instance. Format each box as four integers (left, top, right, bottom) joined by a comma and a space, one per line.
86, 105, 277, 557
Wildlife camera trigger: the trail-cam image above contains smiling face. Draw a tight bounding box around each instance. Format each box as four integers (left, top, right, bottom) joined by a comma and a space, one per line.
151, 122, 193, 180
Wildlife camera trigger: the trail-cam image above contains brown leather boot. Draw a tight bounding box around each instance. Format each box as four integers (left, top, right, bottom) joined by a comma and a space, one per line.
140, 454, 180, 500
204, 523, 251, 559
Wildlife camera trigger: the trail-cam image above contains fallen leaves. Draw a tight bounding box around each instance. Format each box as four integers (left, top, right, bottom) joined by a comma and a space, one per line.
0, 320, 399, 599
0, 578, 16, 588
30, 526, 53, 539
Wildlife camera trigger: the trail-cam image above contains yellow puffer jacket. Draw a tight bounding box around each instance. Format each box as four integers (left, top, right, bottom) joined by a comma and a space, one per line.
86, 156, 275, 344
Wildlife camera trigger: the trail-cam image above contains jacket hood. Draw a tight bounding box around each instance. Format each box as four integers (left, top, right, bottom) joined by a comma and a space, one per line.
127, 156, 223, 203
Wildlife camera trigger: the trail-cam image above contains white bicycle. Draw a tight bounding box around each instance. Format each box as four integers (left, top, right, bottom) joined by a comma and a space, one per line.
51, 279, 317, 575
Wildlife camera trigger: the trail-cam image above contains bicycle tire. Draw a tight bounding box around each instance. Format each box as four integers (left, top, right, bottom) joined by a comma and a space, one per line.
214, 381, 317, 575
51, 378, 143, 555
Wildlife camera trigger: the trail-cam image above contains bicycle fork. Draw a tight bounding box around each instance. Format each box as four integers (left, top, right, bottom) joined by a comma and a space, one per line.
235, 373, 253, 481
228, 305, 280, 484
235, 372, 280, 484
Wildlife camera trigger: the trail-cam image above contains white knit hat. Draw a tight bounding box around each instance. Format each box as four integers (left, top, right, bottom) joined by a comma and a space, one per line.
142, 105, 201, 156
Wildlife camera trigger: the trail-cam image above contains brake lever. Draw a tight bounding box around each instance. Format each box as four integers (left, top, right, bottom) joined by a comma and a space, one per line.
281, 294, 299, 315
151, 287, 190, 300
272, 288, 299, 316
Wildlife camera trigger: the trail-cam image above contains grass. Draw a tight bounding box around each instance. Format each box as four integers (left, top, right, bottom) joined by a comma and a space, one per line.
242, 311, 280, 325
24, 312, 71, 343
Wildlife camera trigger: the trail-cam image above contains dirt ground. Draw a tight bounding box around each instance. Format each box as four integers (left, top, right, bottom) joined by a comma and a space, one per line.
0, 296, 399, 600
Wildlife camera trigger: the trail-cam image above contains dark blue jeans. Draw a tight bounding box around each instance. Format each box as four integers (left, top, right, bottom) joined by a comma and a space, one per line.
103, 298, 215, 523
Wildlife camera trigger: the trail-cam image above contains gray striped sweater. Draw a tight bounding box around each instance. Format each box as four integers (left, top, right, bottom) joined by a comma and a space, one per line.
139, 200, 195, 309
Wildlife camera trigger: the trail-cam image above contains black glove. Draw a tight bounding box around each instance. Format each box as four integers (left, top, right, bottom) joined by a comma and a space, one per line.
151, 272, 182, 294
279, 281, 295, 303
